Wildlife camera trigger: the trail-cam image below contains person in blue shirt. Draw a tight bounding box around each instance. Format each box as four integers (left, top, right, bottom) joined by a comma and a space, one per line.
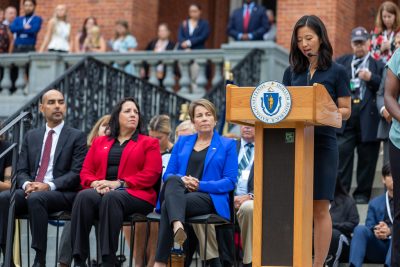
348, 163, 393, 267
227, 0, 269, 41
10, 0, 42, 53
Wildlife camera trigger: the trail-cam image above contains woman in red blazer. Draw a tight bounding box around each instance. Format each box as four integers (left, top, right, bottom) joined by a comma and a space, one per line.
70, 97, 162, 267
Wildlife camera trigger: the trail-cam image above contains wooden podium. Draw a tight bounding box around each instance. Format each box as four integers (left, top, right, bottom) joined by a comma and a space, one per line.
225, 83, 342, 267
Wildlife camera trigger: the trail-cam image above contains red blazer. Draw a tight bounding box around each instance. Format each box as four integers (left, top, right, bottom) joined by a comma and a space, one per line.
80, 134, 162, 206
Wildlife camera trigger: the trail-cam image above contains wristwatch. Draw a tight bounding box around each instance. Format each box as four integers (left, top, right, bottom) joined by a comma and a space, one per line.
118, 179, 127, 189
248, 193, 254, 200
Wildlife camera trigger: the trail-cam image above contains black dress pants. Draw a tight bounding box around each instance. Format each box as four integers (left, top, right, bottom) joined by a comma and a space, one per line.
390, 141, 400, 267
327, 229, 350, 267
71, 189, 153, 264
155, 176, 215, 263
0, 189, 75, 263
337, 104, 380, 200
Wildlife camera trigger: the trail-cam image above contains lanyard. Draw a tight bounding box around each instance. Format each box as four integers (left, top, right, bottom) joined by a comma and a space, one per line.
384, 30, 394, 43
351, 52, 370, 79
23, 15, 35, 26
386, 191, 393, 224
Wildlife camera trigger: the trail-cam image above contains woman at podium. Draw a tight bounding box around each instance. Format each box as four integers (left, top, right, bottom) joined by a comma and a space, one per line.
282, 15, 351, 267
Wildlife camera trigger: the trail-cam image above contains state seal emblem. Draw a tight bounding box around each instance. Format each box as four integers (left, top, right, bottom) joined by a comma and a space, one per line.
250, 81, 292, 124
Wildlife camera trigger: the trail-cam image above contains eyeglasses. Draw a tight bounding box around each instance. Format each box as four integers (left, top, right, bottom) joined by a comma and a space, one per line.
352, 41, 367, 46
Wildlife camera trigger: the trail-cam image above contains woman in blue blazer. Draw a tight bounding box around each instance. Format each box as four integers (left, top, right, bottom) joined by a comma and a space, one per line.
154, 99, 238, 266
177, 4, 210, 50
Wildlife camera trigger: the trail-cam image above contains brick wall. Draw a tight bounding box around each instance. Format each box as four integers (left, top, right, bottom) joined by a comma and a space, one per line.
9, 0, 229, 51
276, 0, 355, 57
276, 0, 399, 57
157, 0, 229, 49
4, 0, 398, 54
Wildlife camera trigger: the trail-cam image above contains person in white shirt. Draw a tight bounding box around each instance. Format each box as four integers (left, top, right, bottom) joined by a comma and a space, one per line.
0, 89, 87, 267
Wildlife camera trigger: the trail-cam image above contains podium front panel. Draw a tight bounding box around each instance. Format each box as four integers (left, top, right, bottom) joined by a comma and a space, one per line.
262, 128, 295, 266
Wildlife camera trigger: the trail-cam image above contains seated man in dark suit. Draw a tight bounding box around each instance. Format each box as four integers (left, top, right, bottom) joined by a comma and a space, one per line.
227, 0, 269, 41
0, 89, 87, 267
336, 26, 384, 204
348, 163, 393, 267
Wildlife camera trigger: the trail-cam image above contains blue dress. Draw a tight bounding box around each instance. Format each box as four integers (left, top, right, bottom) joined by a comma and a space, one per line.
282, 62, 351, 200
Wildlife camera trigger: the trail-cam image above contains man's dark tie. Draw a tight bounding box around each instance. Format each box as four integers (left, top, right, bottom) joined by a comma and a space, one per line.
36, 129, 55, 183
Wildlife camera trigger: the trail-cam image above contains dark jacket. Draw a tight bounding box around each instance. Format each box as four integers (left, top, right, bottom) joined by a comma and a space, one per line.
330, 194, 360, 237
145, 39, 176, 51
336, 54, 384, 142
376, 68, 391, 140
178, 19, 210, 50
227, 3, 269, 41
16, 126, 87, 191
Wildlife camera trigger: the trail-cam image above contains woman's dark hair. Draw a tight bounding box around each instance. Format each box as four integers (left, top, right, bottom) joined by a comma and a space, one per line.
189, 3, 202, 10
334, 178, 349, 198
23, 0, 36, 5
79, 16, 98, 46
382, 163, 392, 177
289, 15, 333, 73
115, 20, 130, 39
108, 97, 143, 139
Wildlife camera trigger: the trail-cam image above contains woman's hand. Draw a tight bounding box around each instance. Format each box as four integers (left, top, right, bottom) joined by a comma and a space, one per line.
91, 180, 120, 194
182, 176, 199, 192
381, 40, 391, 52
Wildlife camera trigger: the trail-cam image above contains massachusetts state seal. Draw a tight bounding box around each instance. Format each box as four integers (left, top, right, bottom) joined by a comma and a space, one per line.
250, 81, 292, 124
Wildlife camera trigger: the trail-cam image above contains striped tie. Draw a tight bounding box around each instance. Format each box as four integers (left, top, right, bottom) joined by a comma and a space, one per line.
238, 143, 253, 178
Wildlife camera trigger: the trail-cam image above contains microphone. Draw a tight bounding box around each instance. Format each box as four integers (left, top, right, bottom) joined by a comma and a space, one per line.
307, 52, 318, 57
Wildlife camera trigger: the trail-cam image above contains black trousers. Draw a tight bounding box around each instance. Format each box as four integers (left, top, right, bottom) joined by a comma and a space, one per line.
0, 189, 75, 262
155, 176, 215, 263
327, 229, 350, 267
337, 104, 380, 199
71, 189, 153, 264
390, 141, 400, 267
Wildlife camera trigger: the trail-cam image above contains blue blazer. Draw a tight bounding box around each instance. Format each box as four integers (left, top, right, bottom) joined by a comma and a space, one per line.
227, 3, 269, 41
365, 194, 389, 229
178, 19, 210, 50
163, 131, 238, 220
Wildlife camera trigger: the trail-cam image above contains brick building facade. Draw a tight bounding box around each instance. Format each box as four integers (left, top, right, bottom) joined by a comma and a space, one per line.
0, 0, 398, 56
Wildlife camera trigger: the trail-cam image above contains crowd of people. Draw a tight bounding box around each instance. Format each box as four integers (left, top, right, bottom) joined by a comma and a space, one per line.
0, 0, 276, 55
0, 1, 400, 267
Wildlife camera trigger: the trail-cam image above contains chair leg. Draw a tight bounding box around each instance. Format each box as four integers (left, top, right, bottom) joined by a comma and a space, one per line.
129, 222, 134, 267
18, 220, 22, 267
203, 223, 208, 267
232, 224, 237, 267
55, 219, 60, 267
144, 221, 151, 266
27, 219, 30, 267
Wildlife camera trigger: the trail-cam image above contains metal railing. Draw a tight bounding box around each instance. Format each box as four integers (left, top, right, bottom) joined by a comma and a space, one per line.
3, 56, 190, 134
0, 50, 224, 100
0, 111, 32, 267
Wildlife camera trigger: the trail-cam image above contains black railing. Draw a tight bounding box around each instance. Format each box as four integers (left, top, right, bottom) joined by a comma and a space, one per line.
206, 49, 264, 132
3, 57, 190, 134
0, 111, 32, 267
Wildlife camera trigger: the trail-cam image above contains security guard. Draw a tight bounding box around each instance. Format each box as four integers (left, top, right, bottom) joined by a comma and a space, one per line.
336, 26, 384, 204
